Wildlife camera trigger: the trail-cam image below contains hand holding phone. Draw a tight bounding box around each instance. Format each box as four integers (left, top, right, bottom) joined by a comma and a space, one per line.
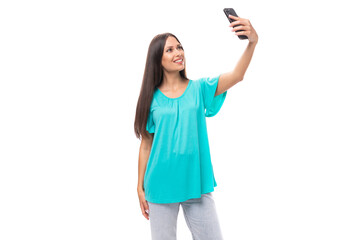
223, 8, 248, 40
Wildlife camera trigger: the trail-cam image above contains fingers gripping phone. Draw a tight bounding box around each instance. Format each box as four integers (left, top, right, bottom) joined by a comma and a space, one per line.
223, 8, 248, 40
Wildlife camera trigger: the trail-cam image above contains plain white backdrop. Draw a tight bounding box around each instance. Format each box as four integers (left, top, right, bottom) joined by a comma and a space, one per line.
1, 0, 359, 239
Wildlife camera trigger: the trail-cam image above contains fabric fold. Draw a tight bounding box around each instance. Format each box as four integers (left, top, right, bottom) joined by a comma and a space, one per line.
199, 75, 227, 117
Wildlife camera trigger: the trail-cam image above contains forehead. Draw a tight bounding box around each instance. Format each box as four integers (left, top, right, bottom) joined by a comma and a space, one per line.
164, 37, 180, 48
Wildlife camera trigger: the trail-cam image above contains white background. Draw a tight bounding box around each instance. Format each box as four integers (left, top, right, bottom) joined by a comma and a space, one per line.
1, 0, 359, 239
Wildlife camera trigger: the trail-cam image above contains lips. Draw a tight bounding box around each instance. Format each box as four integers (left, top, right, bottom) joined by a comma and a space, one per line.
174, 58, 183, 63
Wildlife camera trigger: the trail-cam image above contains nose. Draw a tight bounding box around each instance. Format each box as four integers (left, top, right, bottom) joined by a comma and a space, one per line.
175, 53, 182, 60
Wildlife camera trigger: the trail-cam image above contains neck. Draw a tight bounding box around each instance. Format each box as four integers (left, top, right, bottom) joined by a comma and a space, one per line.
161, 71, 184, 90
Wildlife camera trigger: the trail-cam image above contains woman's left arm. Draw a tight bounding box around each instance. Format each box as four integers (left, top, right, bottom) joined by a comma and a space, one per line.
215, 15, 259, 96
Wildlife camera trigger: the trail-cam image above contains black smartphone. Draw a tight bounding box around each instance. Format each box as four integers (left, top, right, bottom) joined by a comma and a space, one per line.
223, 8, 248, 40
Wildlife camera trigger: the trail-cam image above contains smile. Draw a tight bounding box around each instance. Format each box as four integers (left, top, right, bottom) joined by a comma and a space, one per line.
174, 59, 183, 64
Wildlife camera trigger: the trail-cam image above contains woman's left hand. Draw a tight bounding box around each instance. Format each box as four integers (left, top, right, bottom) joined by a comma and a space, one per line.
228, 15, 258, 44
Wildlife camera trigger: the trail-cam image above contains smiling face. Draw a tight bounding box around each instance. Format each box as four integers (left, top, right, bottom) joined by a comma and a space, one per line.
161, 36, 185, 74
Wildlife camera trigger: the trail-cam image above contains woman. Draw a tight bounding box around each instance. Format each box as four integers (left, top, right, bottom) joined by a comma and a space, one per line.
134, 14, 258, 240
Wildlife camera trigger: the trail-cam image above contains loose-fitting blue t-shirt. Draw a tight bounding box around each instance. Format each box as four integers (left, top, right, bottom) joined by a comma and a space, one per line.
144, 74, 227, 204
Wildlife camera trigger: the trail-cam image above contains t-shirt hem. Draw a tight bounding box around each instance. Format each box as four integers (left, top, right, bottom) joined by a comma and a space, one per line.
145, 186, 217, 204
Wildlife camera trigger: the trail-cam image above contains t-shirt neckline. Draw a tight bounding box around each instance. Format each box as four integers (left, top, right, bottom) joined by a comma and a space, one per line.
156, 80, 192, 100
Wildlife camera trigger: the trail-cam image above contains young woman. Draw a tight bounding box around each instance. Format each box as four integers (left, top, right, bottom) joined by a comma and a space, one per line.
134, 14, 258, 240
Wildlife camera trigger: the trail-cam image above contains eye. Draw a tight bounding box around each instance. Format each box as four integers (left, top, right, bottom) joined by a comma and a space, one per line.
166, 46, 183, 52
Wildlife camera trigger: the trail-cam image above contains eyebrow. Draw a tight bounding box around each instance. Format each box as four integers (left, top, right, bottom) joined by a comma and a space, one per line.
166, 44, 182, 49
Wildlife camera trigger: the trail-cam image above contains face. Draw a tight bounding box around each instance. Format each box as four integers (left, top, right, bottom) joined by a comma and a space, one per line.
161, 36, 185, 73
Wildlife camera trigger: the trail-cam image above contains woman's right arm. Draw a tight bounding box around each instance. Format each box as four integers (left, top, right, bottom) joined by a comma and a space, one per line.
137, 132, 153, 220
137, 132, 153, 192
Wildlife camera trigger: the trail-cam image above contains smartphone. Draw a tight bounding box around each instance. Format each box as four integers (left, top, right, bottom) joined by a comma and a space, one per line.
223, 8, 248, 40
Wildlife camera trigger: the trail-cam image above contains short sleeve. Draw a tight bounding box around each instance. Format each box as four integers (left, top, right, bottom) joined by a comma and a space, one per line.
146, 109, 155, 133
199, 74, 227, 117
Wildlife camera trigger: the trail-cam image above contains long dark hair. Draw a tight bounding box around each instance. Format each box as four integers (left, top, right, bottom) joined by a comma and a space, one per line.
134, 32, 188, 140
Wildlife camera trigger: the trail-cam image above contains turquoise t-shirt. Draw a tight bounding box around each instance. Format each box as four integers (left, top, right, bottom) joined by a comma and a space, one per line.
144, 74, 227, 204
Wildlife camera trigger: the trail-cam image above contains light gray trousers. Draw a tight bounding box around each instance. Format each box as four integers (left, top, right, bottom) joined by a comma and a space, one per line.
147, 192, 223, 240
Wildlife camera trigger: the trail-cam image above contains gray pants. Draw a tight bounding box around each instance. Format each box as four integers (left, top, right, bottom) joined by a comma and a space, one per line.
147, 192, 224, 240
